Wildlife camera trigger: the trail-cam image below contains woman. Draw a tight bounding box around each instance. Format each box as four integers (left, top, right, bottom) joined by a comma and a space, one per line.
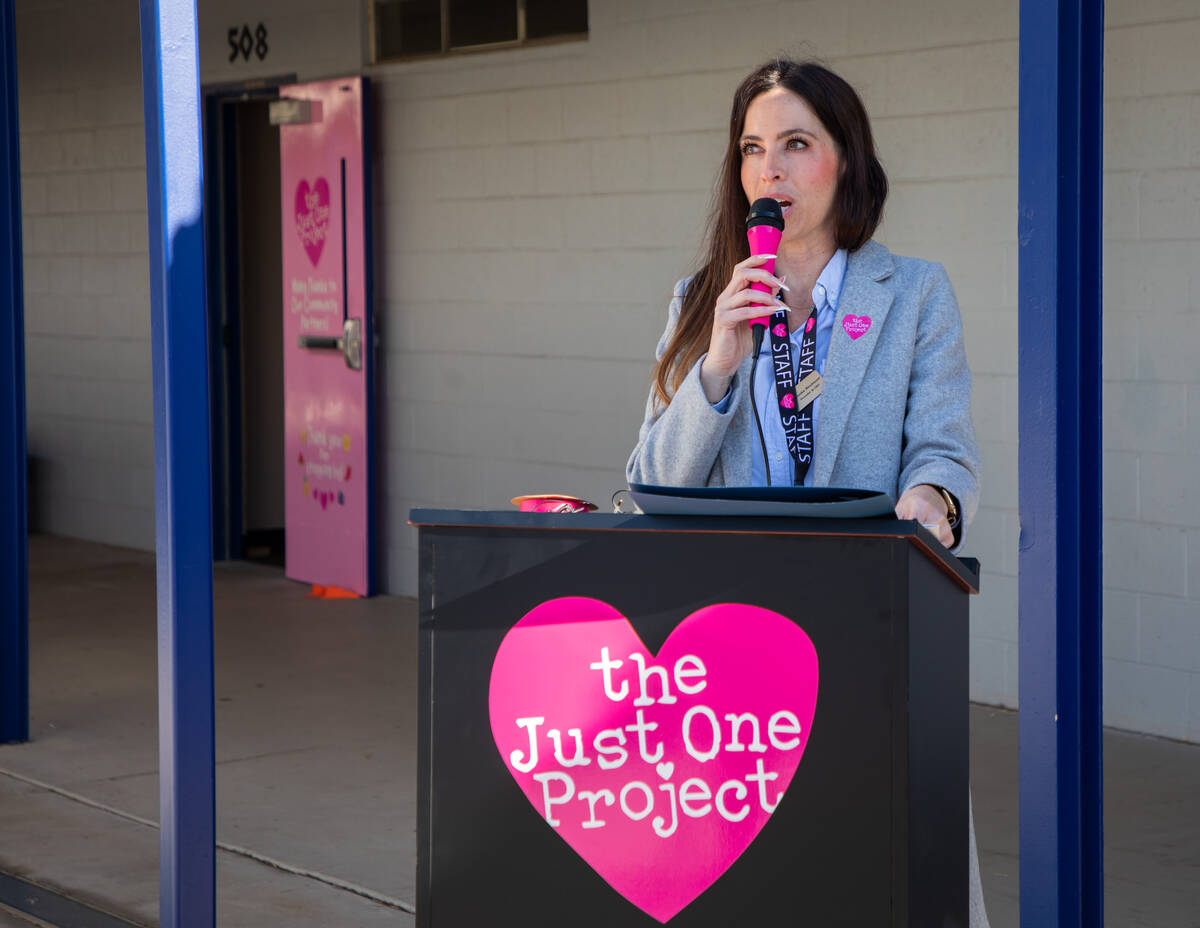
626, 59, 979, 552
626, 59, 988, 925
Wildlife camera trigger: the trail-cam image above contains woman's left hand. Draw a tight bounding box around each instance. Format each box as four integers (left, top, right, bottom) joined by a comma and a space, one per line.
895, 484, 953, 547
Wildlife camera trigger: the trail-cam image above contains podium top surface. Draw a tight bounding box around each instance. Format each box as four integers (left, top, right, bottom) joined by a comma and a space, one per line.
409, 509, 980, 594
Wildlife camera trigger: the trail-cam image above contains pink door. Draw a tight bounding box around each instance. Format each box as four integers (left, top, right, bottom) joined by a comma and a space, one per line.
278, 77, 374, 595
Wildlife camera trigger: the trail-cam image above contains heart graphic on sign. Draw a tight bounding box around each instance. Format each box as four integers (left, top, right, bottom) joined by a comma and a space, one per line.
842, 314, 872, 340
294, 177, 331, 267
489, 597, 819, 923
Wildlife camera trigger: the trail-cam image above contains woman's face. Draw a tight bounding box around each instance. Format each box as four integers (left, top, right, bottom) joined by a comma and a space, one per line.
739, 87, 842, 250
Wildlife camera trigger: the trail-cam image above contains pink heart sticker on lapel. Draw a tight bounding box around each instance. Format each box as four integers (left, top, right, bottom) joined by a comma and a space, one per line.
842, 315, 871, 340
490, 597, 819, 923
294, 177, 331, 267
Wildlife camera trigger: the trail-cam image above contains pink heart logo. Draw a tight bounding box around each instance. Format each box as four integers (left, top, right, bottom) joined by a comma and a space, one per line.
294, 177, 330, 267
779, 392, 795, 409
842, 314, 871, 340
772, 323, 787, 338
805, 316, 815, 333
490, 598, 819, 923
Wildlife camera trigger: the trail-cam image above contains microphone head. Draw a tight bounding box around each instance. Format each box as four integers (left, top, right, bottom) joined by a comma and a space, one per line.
745, 197, 785, 231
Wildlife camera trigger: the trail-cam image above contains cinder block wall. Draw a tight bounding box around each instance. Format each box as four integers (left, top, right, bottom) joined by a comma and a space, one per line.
13, 0, 362, 550
1100, 8, 1200, 740
365, 0, 1027, 700
15, 0, 1200, 740
197, 0, 363, 85
365, 0, 1200, 740
16, 0, 154, 550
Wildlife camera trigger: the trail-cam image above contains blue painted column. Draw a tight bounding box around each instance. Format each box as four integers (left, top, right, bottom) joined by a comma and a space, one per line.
0, 0, 28, 746
1018, 1, 1104, 927
138, 1, 216, 925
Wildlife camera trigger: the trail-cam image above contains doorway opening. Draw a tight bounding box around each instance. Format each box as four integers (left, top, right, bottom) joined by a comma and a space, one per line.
205, 88, 287, 566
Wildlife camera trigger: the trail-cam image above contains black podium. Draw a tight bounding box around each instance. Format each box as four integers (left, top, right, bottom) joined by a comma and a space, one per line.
411, 510, 979, 927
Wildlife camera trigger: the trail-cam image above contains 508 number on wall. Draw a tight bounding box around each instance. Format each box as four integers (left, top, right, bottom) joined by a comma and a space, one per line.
228, 23, 268, 62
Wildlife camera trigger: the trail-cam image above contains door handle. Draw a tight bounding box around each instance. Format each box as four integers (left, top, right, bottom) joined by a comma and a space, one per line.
297, 317, 362, 370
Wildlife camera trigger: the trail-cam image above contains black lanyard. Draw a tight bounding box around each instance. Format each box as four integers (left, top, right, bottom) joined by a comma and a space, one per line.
766, 306, 818, 486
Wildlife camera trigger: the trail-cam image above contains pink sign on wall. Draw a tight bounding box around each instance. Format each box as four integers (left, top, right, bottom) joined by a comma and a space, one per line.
279, 77, 373, 595
489, 597, 820, 922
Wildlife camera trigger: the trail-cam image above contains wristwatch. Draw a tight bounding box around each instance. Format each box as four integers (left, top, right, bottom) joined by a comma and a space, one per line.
935, 486, 960, 529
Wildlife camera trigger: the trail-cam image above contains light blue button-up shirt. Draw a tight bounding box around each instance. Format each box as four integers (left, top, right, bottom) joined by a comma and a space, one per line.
714, 248, 848, 486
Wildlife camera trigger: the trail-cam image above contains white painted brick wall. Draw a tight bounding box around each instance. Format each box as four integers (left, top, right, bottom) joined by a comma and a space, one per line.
15, 0, 1200, 740
359, 2, 1030, 713
197, 0, 363, 85
16, 0, 156, 550
15, 0, 364, 551
359, 0, 1200, 741
1101, 9, 1200, 742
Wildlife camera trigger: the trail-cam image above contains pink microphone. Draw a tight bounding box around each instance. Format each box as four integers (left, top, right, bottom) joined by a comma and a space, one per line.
745, 198, 785, 330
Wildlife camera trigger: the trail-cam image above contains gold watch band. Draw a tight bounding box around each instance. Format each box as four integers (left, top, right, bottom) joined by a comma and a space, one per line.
936, 486, 960, 529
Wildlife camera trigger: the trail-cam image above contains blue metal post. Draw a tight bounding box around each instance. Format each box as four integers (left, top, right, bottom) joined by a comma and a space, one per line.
1018, 1, 1104, 926
0, 0, 28, 746
138, 1, 216, 925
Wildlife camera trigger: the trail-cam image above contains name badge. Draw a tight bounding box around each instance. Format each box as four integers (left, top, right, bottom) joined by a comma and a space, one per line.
794, 371, 823, 410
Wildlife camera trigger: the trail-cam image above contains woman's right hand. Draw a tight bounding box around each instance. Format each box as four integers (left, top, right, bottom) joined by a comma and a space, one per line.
699, 254, 789, 403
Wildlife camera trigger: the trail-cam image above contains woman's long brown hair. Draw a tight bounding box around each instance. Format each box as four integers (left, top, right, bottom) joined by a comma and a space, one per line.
650, 60, 888, 409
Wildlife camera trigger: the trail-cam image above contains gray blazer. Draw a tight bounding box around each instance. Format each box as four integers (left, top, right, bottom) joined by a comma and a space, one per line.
626, 239, 981, 548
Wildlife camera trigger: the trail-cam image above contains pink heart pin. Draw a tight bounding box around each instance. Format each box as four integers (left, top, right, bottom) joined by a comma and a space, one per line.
490, 598, 819, 923
842, 315, 871, 340
294, 177, 331, 267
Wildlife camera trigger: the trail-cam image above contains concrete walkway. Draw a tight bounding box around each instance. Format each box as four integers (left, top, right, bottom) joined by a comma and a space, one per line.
0, 535, 1197, 926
